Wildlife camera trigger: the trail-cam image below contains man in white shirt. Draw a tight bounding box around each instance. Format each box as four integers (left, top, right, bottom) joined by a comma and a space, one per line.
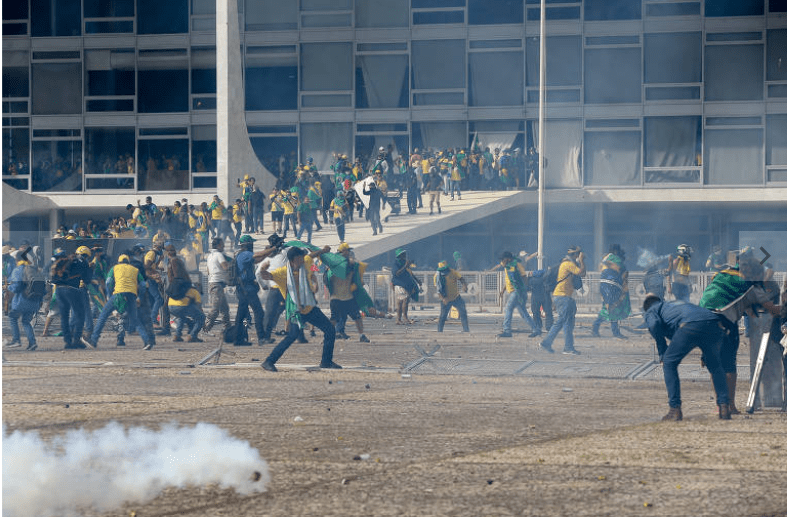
258, 234, 289, 344
203, 237, 231, 335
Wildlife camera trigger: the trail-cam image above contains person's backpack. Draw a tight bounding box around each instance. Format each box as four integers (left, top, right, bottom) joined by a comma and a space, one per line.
22, 265, 47, 300
227, 255, 241, 287
166, 276, 192, 300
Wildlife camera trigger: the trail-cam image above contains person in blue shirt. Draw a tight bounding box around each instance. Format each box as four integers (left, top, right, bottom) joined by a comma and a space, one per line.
643, 294, 730, 421
233, 234, 277, 346
6, 248, 43, 351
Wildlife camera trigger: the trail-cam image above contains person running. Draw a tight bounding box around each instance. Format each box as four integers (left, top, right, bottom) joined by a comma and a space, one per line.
324, 242, 371, 343
435, 261, 469, 333
493, 251, 538, 338
540, 245, 586, 355
6, 247, 44, 351
203, 237, 232, 337
391, 248, 421, 325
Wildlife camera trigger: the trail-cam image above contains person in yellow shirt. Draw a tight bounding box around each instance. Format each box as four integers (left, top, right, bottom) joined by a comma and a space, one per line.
668, 244, 693, 302
269, 187, 284, 235
258, 246, 340, 372
231, 198, 245, 248
209, 195, 225, 240
168, 286, 205, 343
280, 190, 297, 238
540, 245, 586, 355
434, 261, 469, 332
491, 251, 538, 338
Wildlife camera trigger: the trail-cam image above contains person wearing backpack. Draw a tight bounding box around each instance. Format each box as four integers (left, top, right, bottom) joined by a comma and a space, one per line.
539, 245, 586, 355
52, 246, 93, 350
6, 247, 44, 351
491, 251, 539, 338
233, 234, 277, 346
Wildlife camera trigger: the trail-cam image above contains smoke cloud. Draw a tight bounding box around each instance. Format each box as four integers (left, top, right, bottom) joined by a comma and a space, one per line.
3, 422, 269, 517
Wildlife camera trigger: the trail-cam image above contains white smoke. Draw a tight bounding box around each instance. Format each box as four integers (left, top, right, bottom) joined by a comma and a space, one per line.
3, 421, 269, 517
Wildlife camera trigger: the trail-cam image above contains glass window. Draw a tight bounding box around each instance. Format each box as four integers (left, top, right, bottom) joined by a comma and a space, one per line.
84, 127, 135, 189
645, 33, 702, 84
137, 138, 189, 190
85, 49, 135, 96
705, 45, 763, 101
192, 125, 216, 172
584, 48, 641, 104
468, 0, 523, 24
356, 0, 409, 27
584, 0, 641, 20
356, 54, 409, 108
246, 0, 297, 30
469, 51, 523, 106
767, 30, 787, 81
138, 51, 189, 112
192, 47, 216, 95
250, 136, 298, 180
646, 2, 701, 16
192, 0, 215, 15
31, 0, 81, 36
412, 40, 466, 89
355, 134, 408, 163
706, 0, 764, 16
32, 140, 82, 192
137, 0, 187, 34
246, 49, 298, 110
84, 0, 134, 18
3, 0, 28, 20
584, 130, 642, 186
766, 115, 787, 165
2, 128, 30, 178
300, 122, 352, 171
301, 0, 351, 9
301, 43, 353, 91
704, 129, 763, 185
413, 11, 464, 24
772, 0, 787, 12
3, 67, 29, 98
32, 63, 82, 115
526, 36, 581, 87
644, 117, 701, 167
412, 121, 466, 151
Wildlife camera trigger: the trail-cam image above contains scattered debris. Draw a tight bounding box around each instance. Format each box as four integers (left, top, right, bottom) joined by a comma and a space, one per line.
251, 471, 262, 482
64, 404, 69, 408
487, 479, 494, 485
562, 388, 573, 392
294, 416, 303, 422
365, 384, 371, 390
360, 453, 371, 460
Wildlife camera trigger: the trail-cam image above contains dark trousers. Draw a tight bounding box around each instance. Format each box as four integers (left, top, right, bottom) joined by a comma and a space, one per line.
718, 317, 740, 374
56, 285, 85, 347
335, 216, 345, 242
437, 295, 469, 332
530, 290, 553, 332
235, 286, 265, 344
663, 320, 729, 408
369, 209, 382, 234
265, 307, 335, 365
80, 287, 94, 333
263, 288, 285, 339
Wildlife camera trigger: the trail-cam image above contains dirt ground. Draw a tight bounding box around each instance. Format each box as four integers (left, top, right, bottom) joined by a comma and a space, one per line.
3, 315, 787, 517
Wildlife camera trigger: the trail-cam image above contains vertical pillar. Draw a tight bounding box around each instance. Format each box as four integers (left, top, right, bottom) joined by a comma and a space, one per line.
594, 203, 605, 264
216, 0, 276, 205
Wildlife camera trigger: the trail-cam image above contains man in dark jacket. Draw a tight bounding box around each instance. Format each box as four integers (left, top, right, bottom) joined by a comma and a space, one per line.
362, 180, 384, 236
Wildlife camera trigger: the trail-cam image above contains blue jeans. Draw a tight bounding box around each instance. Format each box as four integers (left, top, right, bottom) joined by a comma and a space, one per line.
662, 320, 728, 408
9, 308, 35, 346
80, 287, 93, 333
91, 292, 152, 346
265, 306, 336, 366
170, 304, 205, 339
541, 295, 576, 351
296, 212, 313, 243
252, 207, 264, 232
283, 214, 297, 236
502, 291, 536, 334
56, 285, 85, 347
235, 286, 265, 344
148, 282, 164, 324
437, 295, 469, 332
449, 179, 461, 198
672, 282, 690, 302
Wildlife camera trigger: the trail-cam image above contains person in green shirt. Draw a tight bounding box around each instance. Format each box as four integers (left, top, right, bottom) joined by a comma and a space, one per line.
434, 261, 469, 333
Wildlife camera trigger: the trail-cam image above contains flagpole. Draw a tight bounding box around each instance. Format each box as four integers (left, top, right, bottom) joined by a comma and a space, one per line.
537, 0, 546, 269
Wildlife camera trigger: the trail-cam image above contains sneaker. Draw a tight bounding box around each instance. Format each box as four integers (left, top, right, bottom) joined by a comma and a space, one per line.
5, 341, 22, 349
187, 336, 203, 343
538, 342, 555, 354
528, 330, 542, 338
497, 332, 513, 338
143, 342, 154, 351
590, 331, 601, 338
65, 342, 87, 350
156, 328, 171, 336
359, 334, 370, 343
297, 335, 309, 344
172, 336, 184, 342
26, 343, 37, 351
612, 333, 628, 340
80, 336, 97, 349
662, 407, 683, 421
336, 332, 350, 340
116, 341, 126, 347
261, 360, 278, 372
562, 348, 580, 355
234, 341, 252, 347
320, 361, 342, 369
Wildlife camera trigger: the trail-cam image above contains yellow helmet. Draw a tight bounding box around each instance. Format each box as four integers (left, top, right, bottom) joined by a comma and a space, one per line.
76, 245, 92, 257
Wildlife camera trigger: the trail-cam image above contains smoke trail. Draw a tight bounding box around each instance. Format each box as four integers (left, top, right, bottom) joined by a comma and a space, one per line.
3, 422, 269, 517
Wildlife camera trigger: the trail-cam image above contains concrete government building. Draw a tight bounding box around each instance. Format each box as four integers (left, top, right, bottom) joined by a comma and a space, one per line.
2, 0, 786, 268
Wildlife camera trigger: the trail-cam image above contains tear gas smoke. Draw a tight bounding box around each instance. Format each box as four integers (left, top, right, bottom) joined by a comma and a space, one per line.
637, 248, 670, 269
3, 422, 269, 517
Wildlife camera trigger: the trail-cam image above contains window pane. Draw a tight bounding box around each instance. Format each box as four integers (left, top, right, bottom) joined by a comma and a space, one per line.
84, 0, 134, 18
192, 0, 215, 15
468, 0, 523, 24
705, 44, 763, 101
32, 140, 82, 192
137, 0, 188, 34
31, 0, 81, 36
3, 0, 28, 20
646, 2, 701, 16
250, 136, 298, 180
84, 127, 135, 181
192, 47, 216, 94
526, 35, 581, 87
413, 10, 464, 24
645, 32, 702, 83
766, 115, 787, 165
246, 0, 297, 30
356, 0, 409, 27
192, 125, 216, 172
584, 131, 641, 186
2, 128, 30, 177
412, 121, 466, 151
246, 51, 297, 110
300, 122, 352, 171
644, 117, 701, 167
3, 67, 29, 97
584, 48, 641, 104
706, 0, 764, 16
412, 40, 466, 89
301, 0, 352, 10
767, 29, 787, 81
301, 13, 351, 27
704, 129, 763, 185
85, 49, 135, 96
356, 54, 409, 108
301, 43, 353, 91
469, 51, 523, 106
584, 0, 641, 20
137, 139, 189, 190
138, 70, 189, 113
355, 134, 408, 163
32, 63, 82, 115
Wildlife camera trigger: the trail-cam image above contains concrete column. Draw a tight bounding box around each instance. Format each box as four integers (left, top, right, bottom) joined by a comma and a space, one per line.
216, 0, 277, 205
594, 203, 605, 265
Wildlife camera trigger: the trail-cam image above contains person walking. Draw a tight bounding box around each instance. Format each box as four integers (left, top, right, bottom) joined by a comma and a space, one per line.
203, 237, 232, 337
249, 183, 266, 234
643, 294, 731, 421
233, 234, 276, 346
435, 261, 469, 333
494, 251, 538, 338
51, 246, 93, 350
257, 234, 288, 344
6, 247, 44, 351
391, 248, 421, 325
426, 167, 442, 215
362, 180, 384, 235
591, 244, 631, 339
324, 242, 371, 342
540, 245, 585, 355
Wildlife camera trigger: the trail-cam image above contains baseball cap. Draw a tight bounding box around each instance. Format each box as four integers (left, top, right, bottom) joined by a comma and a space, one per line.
239, 235, 256, 244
